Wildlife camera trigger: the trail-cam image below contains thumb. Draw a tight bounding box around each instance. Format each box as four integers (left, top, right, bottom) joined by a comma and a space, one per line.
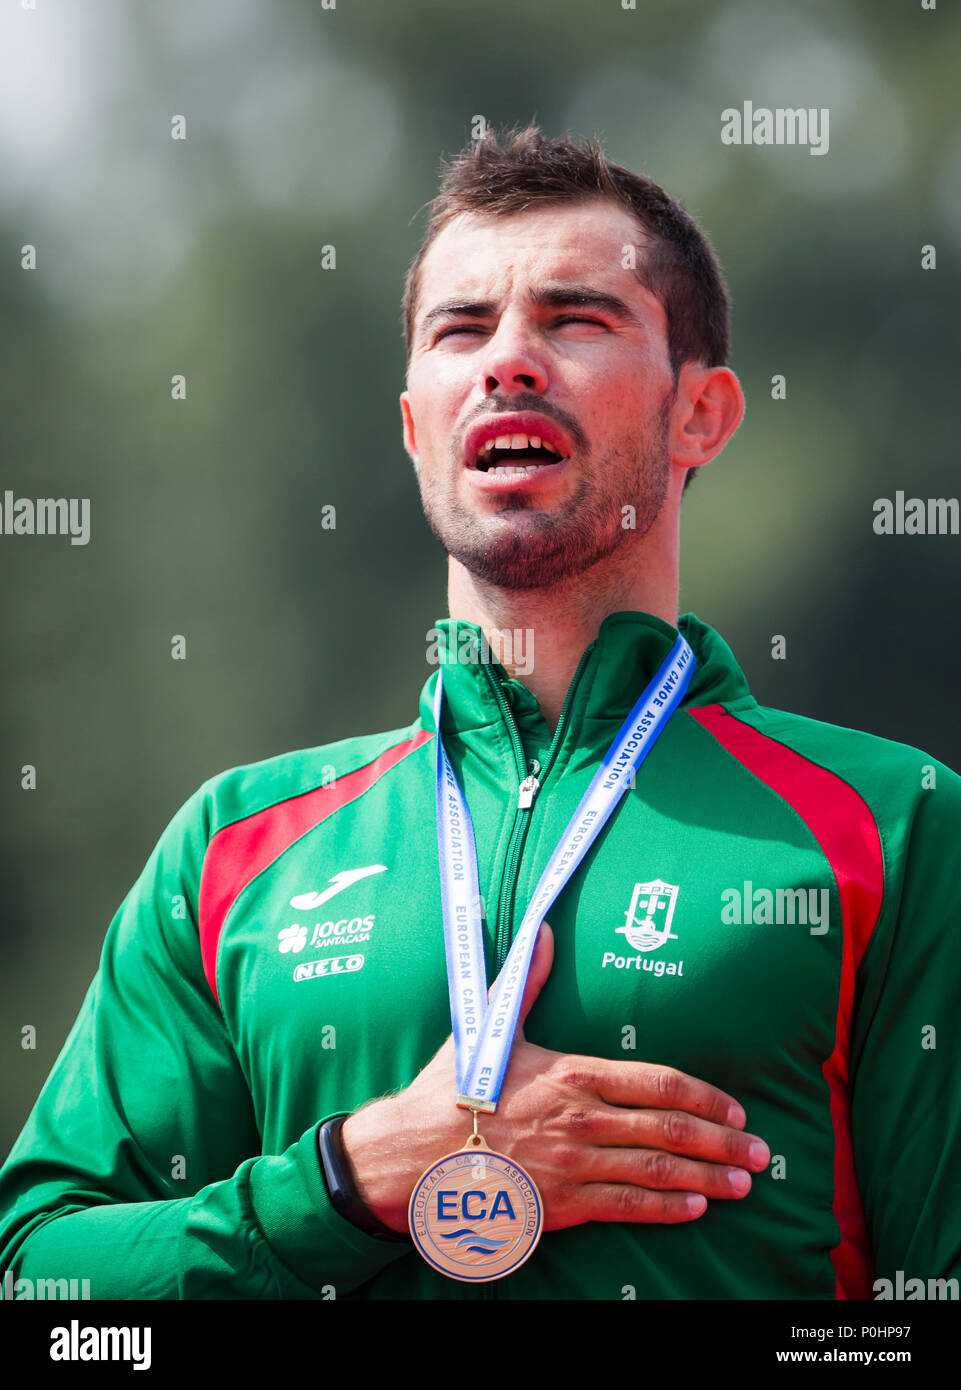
516, 920, 554, 1037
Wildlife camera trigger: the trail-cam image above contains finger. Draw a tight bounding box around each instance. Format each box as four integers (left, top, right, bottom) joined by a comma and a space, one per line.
576, 1184, 709, 1225
518, 921, 554, 1028
567, 1056, 747, 1132
582, 1146, 755, 1199
585, 1105, 769, 1172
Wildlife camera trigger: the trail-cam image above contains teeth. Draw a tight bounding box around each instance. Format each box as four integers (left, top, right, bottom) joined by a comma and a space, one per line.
473, 429, 566, 468
489, 464, 540, 476
483, 432, 559, 452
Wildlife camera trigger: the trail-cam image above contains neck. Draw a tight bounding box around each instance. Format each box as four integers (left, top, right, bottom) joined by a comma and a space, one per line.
447, 532, 679, 733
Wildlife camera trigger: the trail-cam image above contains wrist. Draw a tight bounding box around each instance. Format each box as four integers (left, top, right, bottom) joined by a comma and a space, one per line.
339, 1100, 411, 1235
318, 1113, 409, 1242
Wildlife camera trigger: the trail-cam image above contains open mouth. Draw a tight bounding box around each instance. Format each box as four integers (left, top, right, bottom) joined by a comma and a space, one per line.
473, 434, 567, 474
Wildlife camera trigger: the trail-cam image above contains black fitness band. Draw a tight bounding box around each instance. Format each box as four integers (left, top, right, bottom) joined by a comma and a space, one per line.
317, 1115, 410, 1243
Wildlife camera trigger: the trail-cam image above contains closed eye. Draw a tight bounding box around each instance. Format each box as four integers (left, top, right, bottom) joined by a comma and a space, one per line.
434, 324, 485, 340
434, 315, 607, 342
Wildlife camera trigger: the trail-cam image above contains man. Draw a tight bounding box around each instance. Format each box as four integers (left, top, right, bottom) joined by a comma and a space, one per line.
1, 125, 958, 1301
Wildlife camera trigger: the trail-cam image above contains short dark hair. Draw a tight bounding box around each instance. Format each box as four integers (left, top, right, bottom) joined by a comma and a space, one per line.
402, 123, 733, 495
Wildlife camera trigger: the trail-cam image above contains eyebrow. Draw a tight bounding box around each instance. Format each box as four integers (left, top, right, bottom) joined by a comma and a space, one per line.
418, 283, 640, 336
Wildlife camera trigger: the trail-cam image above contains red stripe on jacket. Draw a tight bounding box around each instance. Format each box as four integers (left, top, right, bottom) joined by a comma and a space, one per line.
198, 731, 434, 1006
688, 705, 884, 1300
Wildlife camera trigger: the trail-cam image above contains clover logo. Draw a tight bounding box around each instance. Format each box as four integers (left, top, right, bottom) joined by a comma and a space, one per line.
278, 924, 308, 953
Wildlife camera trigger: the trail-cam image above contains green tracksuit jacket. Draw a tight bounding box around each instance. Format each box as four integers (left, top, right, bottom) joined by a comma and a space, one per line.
1, 611, 959, 1300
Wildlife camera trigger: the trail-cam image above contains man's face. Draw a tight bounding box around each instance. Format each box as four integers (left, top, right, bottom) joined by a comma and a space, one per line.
400, 197, 679, 591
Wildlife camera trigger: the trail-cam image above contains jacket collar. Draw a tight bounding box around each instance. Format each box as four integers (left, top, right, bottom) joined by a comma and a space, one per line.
419, 610, 753, 753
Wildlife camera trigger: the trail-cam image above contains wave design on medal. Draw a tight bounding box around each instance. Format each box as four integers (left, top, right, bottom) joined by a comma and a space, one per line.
439, 1227, 511, 1256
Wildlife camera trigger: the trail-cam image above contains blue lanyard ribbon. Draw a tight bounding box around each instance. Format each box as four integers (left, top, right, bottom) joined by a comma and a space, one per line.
434, 633, 695, 1111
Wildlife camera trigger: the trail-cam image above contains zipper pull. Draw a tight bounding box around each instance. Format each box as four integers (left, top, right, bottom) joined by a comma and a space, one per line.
517, 759, 541, 809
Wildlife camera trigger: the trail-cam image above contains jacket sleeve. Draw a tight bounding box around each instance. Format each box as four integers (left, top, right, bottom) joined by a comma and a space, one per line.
849, 757, 961, 1291
0, 783, 410, 1300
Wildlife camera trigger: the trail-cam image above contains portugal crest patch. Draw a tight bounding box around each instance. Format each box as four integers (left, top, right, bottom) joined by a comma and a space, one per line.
617, 879, 680, 952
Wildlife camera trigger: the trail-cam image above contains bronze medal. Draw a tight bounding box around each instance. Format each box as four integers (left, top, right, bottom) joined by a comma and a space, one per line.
408, 1132, 543, 1282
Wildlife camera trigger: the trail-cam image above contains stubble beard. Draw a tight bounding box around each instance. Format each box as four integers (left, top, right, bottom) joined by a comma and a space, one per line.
418, 404, 672, 592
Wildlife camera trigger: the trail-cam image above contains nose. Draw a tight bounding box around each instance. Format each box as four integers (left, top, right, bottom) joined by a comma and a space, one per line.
477, 311, 549, 397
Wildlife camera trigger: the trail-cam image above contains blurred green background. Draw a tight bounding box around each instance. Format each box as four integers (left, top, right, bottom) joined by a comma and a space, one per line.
2, 0, 960, 1149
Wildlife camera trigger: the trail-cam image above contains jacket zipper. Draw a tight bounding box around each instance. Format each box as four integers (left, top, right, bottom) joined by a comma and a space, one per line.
484, 645, 596, 970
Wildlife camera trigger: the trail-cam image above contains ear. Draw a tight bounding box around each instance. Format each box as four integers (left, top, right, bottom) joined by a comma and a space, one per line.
670, 363, 745, 474
400, 391, 419, 472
